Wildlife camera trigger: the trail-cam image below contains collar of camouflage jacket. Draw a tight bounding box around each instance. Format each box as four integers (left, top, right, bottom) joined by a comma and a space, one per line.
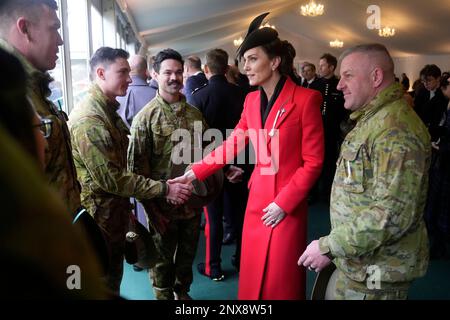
84, 84, 129, 134
88, 84, 120, 111
154, 91, 188, 116
350, 82, 404, 123
0, 38, 54, 99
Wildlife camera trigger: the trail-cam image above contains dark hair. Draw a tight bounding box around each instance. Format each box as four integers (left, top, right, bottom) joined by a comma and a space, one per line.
401, 74, 410, 91
420, 64, 441, 79
441, 73, 450, 90
153, 48, 184, 73
0, 48, 38, 159
185, 55, 202, 70
261, 39, 296, 81
148, 55, 156, 71
302, 62, 316, 72
206, 49, 229, 75
320, 53, 338, 69
89, 47, 129, 80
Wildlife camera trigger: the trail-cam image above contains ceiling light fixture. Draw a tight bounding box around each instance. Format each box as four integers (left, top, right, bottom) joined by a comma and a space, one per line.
300, 1, 324, 17
259, 23, 276, 29
378, 26, 395, 37
329, 39, 344, 48
233, 37, 243, 47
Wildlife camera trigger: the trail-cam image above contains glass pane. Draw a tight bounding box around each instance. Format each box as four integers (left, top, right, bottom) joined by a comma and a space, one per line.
67, 0, 90, 108
91, 4, 103, 52
49, 60, 65, 111
49, 0, 65, 111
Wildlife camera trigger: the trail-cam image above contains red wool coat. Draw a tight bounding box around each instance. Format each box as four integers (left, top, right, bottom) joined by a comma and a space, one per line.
192, 77, 324, 299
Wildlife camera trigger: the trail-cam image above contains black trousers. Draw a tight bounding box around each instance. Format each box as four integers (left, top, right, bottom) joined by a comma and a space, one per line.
203, 178, 248, 274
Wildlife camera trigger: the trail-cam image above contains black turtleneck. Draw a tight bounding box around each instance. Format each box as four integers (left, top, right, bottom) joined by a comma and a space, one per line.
260, 76, 286, 126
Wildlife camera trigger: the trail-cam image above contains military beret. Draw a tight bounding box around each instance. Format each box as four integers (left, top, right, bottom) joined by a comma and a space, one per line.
237, 12, 279, 59
125, 217, 159, 270
170, 162, 223, 209
310, 263, 338, 300
189, 165, 223, 208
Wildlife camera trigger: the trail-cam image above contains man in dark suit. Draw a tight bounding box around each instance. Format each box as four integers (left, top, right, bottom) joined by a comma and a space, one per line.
183, 55, 208, 104
301, 62, 322, 92
415, 64, 448, 142
315, 53, 348, 203
190, 48, 250, 281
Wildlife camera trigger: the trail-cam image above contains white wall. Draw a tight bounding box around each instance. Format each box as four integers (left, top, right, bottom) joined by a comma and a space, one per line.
393, 54, 450, 90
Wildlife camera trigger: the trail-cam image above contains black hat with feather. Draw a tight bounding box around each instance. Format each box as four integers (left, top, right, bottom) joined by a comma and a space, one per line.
236, 12, 279, 59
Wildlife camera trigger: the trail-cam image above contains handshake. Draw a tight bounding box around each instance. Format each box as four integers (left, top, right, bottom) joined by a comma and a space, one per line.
165, 165, 244, 206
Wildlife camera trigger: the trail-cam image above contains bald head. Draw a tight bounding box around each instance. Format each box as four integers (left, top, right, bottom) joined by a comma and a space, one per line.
129, 55, 148, 79
340, 43, 395, 84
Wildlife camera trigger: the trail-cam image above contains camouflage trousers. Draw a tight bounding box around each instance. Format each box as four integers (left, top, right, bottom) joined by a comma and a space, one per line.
333, 270, 410, 300
149, 214, 201, 300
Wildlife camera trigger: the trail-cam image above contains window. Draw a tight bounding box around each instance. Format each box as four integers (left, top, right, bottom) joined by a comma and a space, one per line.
47, 0, 141, 113
67, 0, 90, 108
91, 3, 104, 52
48, 0, 65, 111
48, 60, 65, 111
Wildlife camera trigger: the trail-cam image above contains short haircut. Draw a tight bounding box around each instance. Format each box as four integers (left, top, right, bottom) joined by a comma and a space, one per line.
0, 0, 57, 30
148, 55, 156, 71
320, 53, 338, 69
440, 73, 450, 90
302, 62, 316, 72
339, 43, 394, 74
153, 48, 184, 73
89, 47, 129, 80
205, 49, 229, 75
420, 64, 441, 79
186, 55, 202, 70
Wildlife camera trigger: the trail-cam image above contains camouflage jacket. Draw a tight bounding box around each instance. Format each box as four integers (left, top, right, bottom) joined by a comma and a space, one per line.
128, 93, 207, 220
68, 85, 166, 220
319, 83, 431, 283
0, 39, 81, 216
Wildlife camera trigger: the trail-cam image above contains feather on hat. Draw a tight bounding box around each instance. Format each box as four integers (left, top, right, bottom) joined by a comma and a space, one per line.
236, 12, 279, 59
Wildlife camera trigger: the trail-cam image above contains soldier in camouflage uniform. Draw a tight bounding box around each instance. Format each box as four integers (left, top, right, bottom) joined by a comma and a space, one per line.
128, 49, 207, 300
69, 47, 192, 295
0, 0, 81, 216
0, 48, 107, 299
299, 44, 431, 300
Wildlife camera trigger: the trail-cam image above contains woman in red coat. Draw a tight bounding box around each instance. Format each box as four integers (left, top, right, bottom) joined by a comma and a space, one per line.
170, 13, 324, 299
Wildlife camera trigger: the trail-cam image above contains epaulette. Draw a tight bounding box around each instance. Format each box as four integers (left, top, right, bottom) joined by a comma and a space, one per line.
191, 82, 208, 95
